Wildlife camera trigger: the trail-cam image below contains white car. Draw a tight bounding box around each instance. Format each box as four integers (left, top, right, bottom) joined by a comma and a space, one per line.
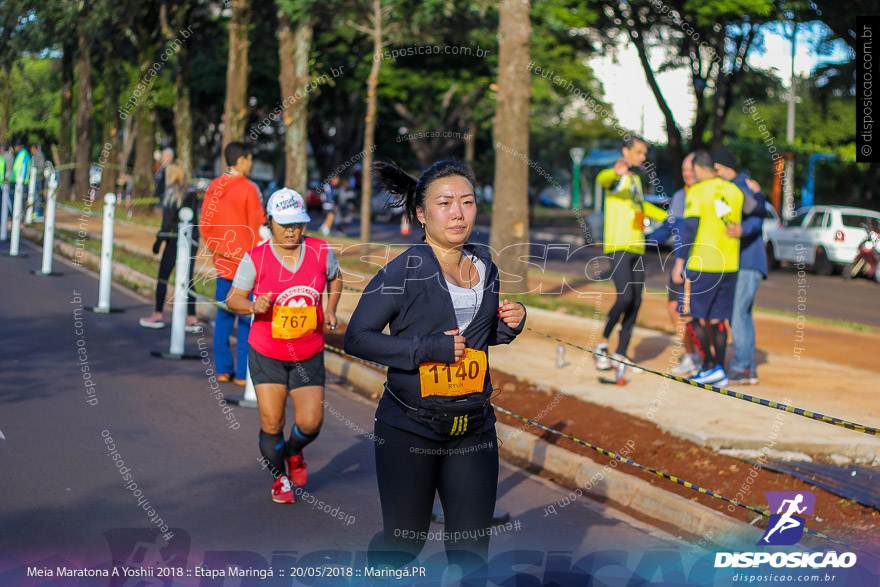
767, 206, 880, 274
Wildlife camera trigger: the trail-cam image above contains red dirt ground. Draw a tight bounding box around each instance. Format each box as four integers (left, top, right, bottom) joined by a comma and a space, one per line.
324, 328, 880, 556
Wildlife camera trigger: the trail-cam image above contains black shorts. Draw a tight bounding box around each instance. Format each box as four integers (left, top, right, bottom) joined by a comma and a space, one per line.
679, 271, 737, 321
248, 347, 326, 389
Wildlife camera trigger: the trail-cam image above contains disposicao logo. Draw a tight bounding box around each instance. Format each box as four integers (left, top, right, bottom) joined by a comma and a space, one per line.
713, 491, 858, 569
760, 491, 815, 546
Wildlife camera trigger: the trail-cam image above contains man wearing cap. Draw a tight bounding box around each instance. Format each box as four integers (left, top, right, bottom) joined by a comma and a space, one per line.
226, 188, 342, 504
200, 142, 266, 385
714, 148, 767, 385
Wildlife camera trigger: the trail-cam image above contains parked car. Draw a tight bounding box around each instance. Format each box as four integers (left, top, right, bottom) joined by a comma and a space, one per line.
762, 201, 783, 243
767, 205, 880, 274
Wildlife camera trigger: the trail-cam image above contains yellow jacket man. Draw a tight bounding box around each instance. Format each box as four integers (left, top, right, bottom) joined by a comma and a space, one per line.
594, 136, 667, 371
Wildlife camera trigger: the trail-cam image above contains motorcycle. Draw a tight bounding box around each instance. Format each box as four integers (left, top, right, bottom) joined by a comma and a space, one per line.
842, 225, 880, 283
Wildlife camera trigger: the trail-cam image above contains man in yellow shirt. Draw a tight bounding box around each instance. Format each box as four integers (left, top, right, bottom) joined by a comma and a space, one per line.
672, 151, 743, 386
594, 136, 667, 372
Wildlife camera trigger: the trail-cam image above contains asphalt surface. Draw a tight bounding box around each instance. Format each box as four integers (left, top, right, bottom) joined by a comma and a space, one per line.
2, 240, 878, 585
0, 240, 693, 585
334, 219, 880, 329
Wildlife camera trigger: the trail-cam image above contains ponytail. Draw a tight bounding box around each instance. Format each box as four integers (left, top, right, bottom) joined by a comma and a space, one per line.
372, 161, 419, 225
372, 159, 477, 228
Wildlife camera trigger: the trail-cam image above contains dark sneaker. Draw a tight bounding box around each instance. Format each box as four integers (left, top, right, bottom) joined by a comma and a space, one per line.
728, 369, 758, 385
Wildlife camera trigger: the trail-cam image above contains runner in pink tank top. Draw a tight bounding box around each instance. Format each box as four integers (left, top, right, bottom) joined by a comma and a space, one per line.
227, 188, 343, 504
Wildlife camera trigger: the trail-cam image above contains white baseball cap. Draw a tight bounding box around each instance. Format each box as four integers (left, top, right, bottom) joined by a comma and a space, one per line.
267, 188, 310, 224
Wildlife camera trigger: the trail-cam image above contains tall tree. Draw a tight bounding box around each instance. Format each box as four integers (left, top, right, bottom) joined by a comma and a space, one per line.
59, 37, 75, 199
98, 34, 121, 198
277, 0, 314, 193
490, 0, 531, 292
222, 0, 251, 149
74, 11, 94, 203
351, 0, 394, 246
169, 2, 194, 184
130, 15, 161, 199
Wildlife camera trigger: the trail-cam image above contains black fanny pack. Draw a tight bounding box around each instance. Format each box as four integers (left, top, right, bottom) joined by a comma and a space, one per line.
406, 393, 490, 438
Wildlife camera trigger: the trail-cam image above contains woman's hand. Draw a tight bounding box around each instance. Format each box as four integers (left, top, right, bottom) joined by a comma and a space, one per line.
444, 328, 466, 361
498, 299, 525, 330
252, 294, 272, 314
324, 309, 338, 331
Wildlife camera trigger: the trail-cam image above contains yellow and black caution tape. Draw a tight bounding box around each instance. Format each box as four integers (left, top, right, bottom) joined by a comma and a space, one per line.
338, 283, 879, 437
319, 342, 874, 556
526, 328, 880, 437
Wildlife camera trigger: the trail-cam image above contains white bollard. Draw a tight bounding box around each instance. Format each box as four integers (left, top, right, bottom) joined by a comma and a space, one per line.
32, 172, 61, 276
25, 166, 36, 224
169, 208, 193, 355
225, 364, 259, 408
3, 175, 26, 257
151, 207, 199, 360
86, 193, 123, 313
1, 183, 9, 241
244, 365, 258, 403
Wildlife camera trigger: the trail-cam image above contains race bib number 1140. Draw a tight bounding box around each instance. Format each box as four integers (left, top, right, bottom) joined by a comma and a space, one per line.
419, 348, 487, 398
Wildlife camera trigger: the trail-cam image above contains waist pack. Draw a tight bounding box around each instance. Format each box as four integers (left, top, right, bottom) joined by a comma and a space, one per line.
406, 393, 490, 439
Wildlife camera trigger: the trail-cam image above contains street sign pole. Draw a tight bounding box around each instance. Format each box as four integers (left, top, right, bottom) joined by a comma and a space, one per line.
569, 147, 585, 209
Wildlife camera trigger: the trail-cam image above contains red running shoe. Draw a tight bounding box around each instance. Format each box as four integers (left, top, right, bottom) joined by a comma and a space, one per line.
271, 475, 294, 504
286, 454, 308, 487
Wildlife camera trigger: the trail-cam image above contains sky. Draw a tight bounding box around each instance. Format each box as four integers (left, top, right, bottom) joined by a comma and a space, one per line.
589, 22, 852, 145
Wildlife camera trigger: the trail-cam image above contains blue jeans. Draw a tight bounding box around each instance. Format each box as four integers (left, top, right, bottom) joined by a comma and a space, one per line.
214, 277, 251, 380
730, 268, 762, 373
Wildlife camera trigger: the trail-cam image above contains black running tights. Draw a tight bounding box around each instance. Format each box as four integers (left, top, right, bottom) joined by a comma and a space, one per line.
603, 251, 645, 356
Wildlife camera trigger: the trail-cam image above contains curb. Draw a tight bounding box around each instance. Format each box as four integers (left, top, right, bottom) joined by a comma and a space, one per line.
322, 348, 763, 551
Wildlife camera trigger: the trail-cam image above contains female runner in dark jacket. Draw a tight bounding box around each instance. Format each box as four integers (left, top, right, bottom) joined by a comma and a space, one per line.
344, 160, 526, 575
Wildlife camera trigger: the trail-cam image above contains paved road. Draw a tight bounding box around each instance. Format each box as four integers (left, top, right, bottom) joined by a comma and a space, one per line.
331, 219, 880, 328
0, 241, 702, 585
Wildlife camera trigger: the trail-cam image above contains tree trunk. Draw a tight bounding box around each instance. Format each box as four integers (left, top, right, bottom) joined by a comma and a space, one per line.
99, 38, 121, 198
174, 3, 193, 184
0, 65, 10, 146
131, 25, 158, 200
222, 0, 250, 149
279, 11, 312, 194
60, 40, 75, 201
490, 0, 531, 293
360, 0, 383, 247
133, 107, 155, 199
75, 32, 93, 202
464, 118, 476, 163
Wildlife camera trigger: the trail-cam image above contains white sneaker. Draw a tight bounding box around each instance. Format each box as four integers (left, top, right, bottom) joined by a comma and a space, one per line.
594, 344, 611, 371
613, 353, 643, 374
689, 353, 704, 373
670, 353, 698, 377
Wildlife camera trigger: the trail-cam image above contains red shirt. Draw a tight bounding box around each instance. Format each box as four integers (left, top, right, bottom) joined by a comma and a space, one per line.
248, 238, 329, 361
199, 173, 265, 280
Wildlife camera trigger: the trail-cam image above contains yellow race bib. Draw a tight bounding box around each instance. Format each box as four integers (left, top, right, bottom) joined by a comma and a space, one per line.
271, 306, 318, 339
632, 211, 647, 231
418, 348, 487, 398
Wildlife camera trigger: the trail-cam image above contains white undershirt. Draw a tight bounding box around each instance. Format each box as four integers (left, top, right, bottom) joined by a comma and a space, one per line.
445, 256, 485, 334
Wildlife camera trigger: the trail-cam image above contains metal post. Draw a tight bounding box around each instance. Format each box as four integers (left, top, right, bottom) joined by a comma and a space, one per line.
25, 166, 36, 224
569, 148, 585, 209
32, 171, 61, 276
86, 193, 124, 313
151, 207, 199, 359
2, 176, 27, 257
782, 22, 797, 221
1, 183, 8, 241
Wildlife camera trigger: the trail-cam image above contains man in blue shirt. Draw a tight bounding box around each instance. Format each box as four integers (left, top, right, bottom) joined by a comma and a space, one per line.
713, 148, 767, 385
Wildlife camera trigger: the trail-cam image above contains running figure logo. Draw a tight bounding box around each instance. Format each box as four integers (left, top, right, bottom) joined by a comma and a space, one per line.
759, 491, 816, 545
